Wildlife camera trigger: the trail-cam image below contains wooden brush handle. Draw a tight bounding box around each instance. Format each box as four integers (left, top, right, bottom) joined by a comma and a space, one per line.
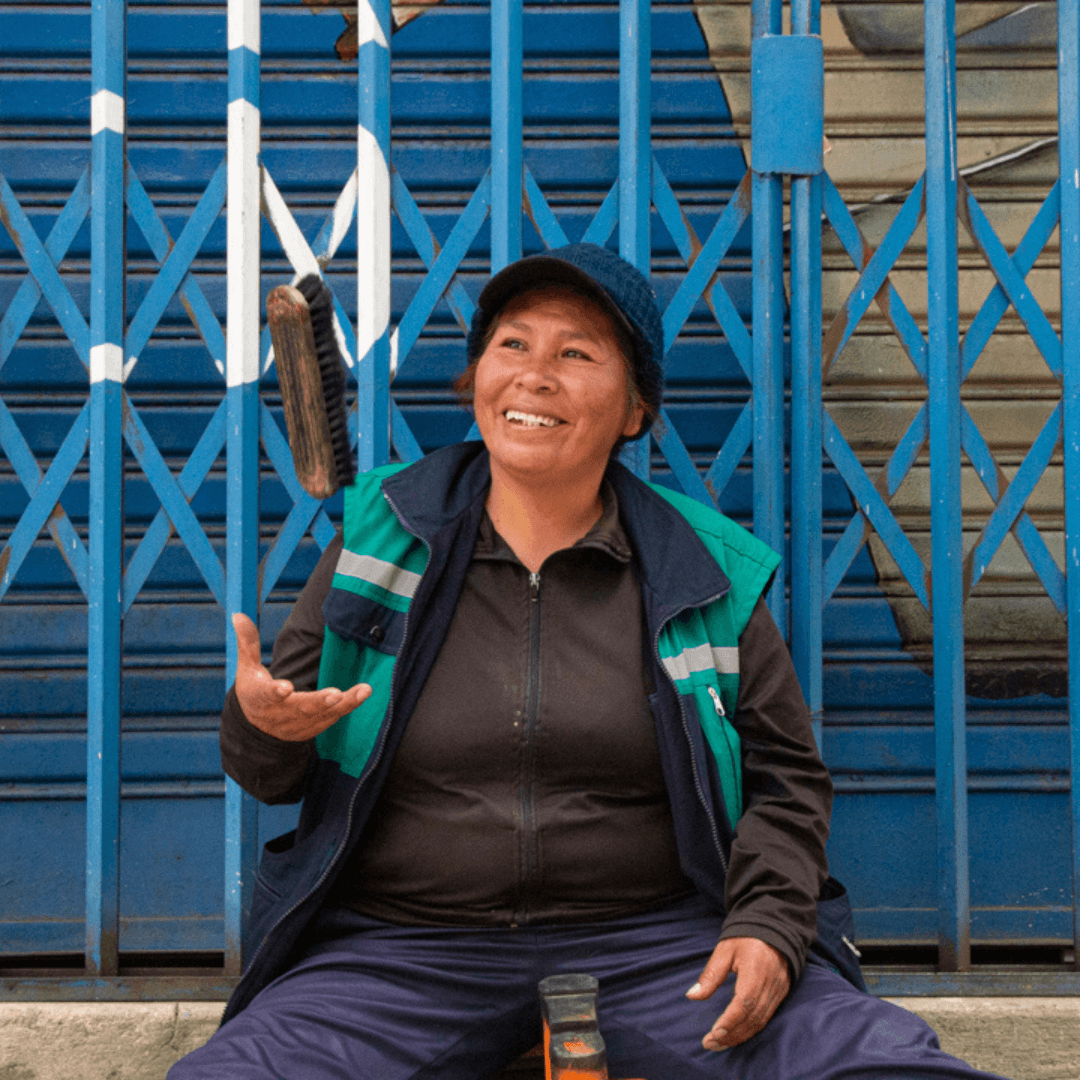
267, 284, 339, 500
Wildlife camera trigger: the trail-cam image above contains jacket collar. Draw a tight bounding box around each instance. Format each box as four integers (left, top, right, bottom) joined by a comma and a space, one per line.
382, 441, 729, 613
605, 460, 730, 615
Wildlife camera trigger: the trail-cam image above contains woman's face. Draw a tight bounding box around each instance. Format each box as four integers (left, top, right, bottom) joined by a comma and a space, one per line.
472, 286, 645, 489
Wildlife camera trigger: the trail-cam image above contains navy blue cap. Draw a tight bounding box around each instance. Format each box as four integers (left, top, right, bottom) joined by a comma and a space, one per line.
466, 243, 664, 436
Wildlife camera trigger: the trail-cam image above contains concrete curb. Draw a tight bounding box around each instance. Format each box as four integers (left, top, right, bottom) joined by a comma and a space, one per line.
887, 998, 1080, 1080
0, 999, 1077, 1079
0, 1002, 223, 1080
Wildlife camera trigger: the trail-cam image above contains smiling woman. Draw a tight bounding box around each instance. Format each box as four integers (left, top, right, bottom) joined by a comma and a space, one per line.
170, 244, 1009, 1080
472, 288, 645, 569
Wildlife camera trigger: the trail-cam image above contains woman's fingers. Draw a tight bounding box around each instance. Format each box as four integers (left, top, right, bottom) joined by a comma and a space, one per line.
698, 937, 790, 1052
244, 682, 373, 742
231, 612, 263, 672
686, 939, 735, 1001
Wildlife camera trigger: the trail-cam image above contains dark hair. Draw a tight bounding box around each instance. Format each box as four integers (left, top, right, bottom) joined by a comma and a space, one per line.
452, 285, 660, 443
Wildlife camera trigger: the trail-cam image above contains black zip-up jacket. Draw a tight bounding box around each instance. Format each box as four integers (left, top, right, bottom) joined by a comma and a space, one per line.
219, 444, 835, 1023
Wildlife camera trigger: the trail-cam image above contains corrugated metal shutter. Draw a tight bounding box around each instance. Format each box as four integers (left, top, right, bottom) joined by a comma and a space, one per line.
698, 0, 1071, 948
0, 0, 1072, 976
0, 0, 752, 963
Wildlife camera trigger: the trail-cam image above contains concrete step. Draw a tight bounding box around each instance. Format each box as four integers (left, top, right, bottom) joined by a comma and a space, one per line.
1, 998, 1077, 1079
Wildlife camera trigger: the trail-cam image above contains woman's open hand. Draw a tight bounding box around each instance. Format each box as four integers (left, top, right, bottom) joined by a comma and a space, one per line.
232, 612, 371, 741
686, 936, 791, 1051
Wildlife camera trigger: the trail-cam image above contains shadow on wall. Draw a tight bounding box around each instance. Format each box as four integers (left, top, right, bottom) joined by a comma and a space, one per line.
697, 0, 1067, 700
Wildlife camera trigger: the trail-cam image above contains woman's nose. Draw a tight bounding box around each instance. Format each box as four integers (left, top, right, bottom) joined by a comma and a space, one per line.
515, 354, 558, 391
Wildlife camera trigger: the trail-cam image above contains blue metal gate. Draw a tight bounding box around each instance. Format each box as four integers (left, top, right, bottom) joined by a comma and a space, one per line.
0, 0, 1078, 997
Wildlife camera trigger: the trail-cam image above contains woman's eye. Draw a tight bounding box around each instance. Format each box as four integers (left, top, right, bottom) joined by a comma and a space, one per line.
500, 337, 526, 350
564, 348, 592, 361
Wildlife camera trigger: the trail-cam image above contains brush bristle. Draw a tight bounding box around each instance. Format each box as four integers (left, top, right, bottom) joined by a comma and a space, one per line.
295, 274, 355, 489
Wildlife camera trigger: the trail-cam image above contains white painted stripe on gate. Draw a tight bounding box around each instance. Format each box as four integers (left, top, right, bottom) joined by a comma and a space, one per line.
354, 0, 389, 50
323, 171, 358, 268
356, 126, 391, 365
227, 97, 261, 388
336, 551, 422, 600
90, 343, 123, 384
261, 168, 321, 282
90, 89, 125, 136
227, 0, 261, 54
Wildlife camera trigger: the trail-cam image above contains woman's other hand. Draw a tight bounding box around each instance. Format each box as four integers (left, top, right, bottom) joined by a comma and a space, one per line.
232, 612, 371, 741
685, 936, 791, 1051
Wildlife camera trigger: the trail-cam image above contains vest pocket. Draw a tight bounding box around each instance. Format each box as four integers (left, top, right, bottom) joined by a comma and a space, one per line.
323, 587, 406, 655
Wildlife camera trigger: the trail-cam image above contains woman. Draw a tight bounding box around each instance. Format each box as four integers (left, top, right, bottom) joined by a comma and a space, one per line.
170, 244, 1006, 1080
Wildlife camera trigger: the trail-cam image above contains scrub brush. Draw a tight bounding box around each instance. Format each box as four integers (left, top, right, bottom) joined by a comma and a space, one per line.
266, 275, 356, 500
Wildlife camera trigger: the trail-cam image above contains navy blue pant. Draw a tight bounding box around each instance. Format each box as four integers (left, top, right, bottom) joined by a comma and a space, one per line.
169, 897, 1008, 1080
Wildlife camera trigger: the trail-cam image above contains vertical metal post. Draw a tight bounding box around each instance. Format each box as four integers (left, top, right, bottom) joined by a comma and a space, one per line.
357, 0, 392, 472
1058, 0, 1080, 971
619, 0, 652, 479
789, 0, 823, 746
86, 0, 125, 978
491, 0, 522, 272
925, 0, 969, 971
224, 0, 261, 976
750, 0, 785, 627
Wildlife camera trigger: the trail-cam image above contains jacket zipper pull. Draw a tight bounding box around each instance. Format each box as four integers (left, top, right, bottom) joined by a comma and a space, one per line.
530, 570, 541, 600
707, 685, 726, 719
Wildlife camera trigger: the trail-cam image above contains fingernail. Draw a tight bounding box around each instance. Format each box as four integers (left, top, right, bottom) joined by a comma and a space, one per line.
277, 684, 289, 697
685, 982, 702, 997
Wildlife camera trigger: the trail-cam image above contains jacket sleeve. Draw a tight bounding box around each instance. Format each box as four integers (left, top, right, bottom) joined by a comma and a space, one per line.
718, 596, 833, 980
219, 534, 343, 804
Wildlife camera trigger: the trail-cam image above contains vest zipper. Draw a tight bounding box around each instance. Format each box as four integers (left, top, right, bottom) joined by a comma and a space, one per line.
708, 685, 725, 718
234, 491, 428, 1004
653, 597, 731, 877
515, 569, 542, 925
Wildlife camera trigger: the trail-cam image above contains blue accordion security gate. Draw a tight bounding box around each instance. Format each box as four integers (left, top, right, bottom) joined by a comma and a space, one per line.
0, 0, 1078, 997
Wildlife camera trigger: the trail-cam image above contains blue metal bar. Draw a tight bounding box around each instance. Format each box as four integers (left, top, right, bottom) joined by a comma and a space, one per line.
0, 174, 91, 366
619, 0, 651, 480
0, 169, 90, 370
790, 0, 819, 717
749, 0, 783, 623
822, 178, 926, 374
789, 145, 823, 740
357, 0, 392, 473
1058, 0, 1080, 970
823, 413, 930, 609
967, 402, 1061, 590
582, 181, 620, 247
790, 0, 822, 728
0, 403, 91, 602
703, 401, 753, 503
959, 183, 1062, 377
961, 182, 1060, 379
924, 0, 969, 972
523, 166, 570, 250
663, 173, 752, 356
225, 0, 261, 975
491, 0, 522, 270
87, 0, 125, 979
395, 172, 493, 364
821, 174, 928, 381
392, 170, 476, 332
651, 407, 715, 506
124, 163, 227, 368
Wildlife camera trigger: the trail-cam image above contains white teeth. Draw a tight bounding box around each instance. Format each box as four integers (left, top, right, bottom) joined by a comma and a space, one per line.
505, 410, 561, 428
